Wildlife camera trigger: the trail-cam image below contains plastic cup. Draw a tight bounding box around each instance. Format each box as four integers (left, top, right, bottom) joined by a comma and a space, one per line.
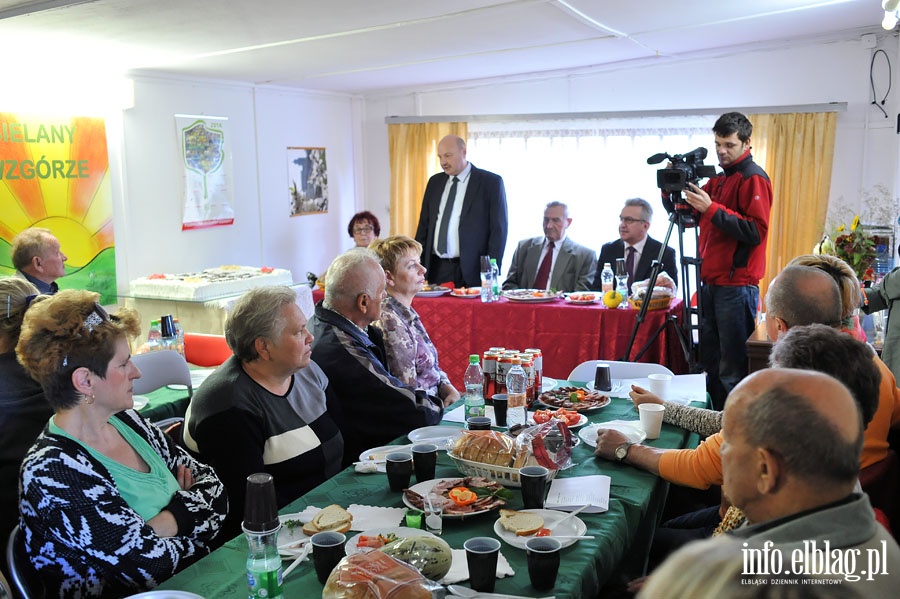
311, 531, 346, 584
242, 473, 279, 533
424, 493, 443, 536
412, 444, 438, 482
385, 452, 413, 492
594, 363, 612, 392
464, 537, 501, 592
492, 394, 508, 427
519, 465, 549, 509
647, 373, 672, 400
639, 403, 666, 439
467, 416, 492, 431
526, 537, 562, 590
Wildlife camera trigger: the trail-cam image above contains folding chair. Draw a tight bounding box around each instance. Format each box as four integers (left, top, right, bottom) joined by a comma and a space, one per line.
132, 351, 193, 397
568, 359, 674, 382
6, 525, 43, 599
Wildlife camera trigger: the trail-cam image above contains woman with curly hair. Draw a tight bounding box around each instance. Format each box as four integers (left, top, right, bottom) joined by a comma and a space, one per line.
348, 210, 380, 247
15, 290, 227, 598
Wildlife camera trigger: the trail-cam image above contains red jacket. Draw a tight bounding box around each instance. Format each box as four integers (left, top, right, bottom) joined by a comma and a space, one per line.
698, 150, 772, 286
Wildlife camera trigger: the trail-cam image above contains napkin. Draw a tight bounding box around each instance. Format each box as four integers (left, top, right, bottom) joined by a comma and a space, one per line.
544, 475, 610, 513
291, 505, 406, 531
439, 549, 515, 585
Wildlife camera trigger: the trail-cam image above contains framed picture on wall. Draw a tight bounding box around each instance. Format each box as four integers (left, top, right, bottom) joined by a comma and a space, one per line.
287, 147, 328, 216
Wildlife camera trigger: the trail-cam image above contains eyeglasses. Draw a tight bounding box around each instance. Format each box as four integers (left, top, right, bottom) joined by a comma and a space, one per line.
353, 226, 374, 234
619, 216, 647, 225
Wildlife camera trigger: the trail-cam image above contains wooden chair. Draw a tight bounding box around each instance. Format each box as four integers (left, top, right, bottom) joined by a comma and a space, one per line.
132, 351, 193, 397
6, 525, 43, 599
183, 333, 232, 367
567, 359, 674, 383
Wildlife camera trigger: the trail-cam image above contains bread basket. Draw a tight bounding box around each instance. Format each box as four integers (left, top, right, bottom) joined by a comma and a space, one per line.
628, 295, 672, 310
447, 451, 558, 487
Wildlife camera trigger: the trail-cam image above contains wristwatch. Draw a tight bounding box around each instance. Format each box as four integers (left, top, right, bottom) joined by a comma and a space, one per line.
615, 441, 634, 462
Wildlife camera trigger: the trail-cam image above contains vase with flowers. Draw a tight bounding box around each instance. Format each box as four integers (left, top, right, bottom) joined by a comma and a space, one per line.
813, 215, 880, 284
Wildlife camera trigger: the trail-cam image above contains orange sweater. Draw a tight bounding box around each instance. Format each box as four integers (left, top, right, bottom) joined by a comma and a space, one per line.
658, 356, 900, 489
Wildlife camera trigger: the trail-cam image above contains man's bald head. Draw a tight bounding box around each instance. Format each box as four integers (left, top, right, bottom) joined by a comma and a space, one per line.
765, 265, 842, 338
324, 249, 386, 327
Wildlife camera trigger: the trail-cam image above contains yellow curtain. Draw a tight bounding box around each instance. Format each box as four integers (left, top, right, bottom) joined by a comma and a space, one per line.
388, 122, 468, 237
749, 112, 837, 309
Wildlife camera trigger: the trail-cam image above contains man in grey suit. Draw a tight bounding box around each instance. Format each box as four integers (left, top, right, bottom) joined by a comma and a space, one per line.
415, 135, 508, 288
502, 201, 596, 292
594, 198, 678, 293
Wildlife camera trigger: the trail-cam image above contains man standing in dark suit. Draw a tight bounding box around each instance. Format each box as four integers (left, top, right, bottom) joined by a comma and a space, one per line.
503, 201, 596, 292
415, 135, 508, 287
593, 198, 677, 293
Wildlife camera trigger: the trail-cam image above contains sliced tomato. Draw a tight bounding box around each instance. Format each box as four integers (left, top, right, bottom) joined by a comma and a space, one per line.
448, 486, 478, 506
533, 410, 552, 424
535, 528, 551, 537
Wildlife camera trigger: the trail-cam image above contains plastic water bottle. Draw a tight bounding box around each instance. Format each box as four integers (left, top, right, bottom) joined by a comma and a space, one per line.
464, 355, 485, 419
246, 533, 283, 599
615, 277, 629, 308
146, 320, 162, 351
506, 357, 527, 427
490, 258, 501, 300
173, 318, 185, 355
480, 269, 494, 303
160, 315, 177, 352
600, 263, 614, 293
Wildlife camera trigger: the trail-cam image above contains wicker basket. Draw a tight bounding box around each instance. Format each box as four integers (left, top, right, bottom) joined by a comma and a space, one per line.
447, 451, 558, 488
629, 295, 673, 311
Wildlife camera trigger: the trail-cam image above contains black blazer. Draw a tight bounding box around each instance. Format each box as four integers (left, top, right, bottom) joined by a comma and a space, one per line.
414, 164, 508, 287
593, 236, 678, 290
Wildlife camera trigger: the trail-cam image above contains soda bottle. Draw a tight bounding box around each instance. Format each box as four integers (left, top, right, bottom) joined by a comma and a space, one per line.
490, 258, 501, 300
463, 355, 485, 419
506, 357, 527, 427
243, 473, 284, 599
600, 263, 614, 293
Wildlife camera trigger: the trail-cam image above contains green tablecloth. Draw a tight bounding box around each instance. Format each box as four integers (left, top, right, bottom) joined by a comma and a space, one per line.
156, 388, 703, 598
138, 385, 191, 423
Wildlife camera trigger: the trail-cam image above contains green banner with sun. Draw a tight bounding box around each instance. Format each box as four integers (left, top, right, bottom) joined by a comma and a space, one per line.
0, 113, 115, 303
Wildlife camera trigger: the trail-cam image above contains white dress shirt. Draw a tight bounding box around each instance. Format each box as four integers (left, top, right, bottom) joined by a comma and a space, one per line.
433, 163, 472, 258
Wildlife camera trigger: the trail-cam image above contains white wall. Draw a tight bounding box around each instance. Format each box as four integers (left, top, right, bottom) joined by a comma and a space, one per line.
361, 36, 900, 235
115, 76, 361, 289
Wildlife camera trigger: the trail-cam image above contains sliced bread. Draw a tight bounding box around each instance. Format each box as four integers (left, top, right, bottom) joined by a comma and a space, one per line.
498, 509, 545, 536
301, 504, 352, 536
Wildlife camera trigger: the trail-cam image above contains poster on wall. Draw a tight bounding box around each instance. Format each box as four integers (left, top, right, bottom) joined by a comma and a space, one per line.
0, 113, 117, 304
287, 146, 328, 216
176, 114, 234, 230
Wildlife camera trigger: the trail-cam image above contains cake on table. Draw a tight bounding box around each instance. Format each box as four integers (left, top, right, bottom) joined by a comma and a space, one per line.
129, 265, 294, 301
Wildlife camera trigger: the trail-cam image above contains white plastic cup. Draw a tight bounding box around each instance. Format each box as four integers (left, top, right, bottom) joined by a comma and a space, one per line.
647, 373, 672, 400
638, 404, 665, 439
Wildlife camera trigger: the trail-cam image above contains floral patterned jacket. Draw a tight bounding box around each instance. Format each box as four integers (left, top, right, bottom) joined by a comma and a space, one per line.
19, 409, 228, 598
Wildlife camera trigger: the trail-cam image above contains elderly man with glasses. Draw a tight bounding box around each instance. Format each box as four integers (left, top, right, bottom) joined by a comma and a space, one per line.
593, 198, 677, 293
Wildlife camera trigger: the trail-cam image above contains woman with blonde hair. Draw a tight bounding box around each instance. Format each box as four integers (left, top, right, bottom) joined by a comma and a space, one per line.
370, 236, 459, 407
0, 277, 50, 550
15, 290, 227, 597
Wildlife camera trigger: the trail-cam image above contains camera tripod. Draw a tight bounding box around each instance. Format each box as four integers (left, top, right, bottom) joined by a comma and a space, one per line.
620, 195, 704, 373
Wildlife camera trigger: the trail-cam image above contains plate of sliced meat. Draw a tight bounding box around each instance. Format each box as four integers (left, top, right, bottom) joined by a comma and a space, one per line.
536, 386, 611, 412
402, 477, 511, 519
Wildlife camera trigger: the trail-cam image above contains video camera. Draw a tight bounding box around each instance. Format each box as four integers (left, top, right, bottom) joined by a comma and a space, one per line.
647, 147, 718, 227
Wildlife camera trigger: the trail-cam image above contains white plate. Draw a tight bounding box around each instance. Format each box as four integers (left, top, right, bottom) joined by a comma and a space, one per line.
493, 509, 588, 550
407, 425, 464, 447
132, 395, 149, 410
403, 478, 504, 519
125, 591, 205, 598
345, 526, 439, 555
564, 292, 600, 305
416, 287, 451, 298
167, 368, 216, 391
502, 289, 562, 303
578, 421, 647, 448
541, 377, 557, 392
450, 288, 482, 298
277, 513, 311, 555
358, 444, 412, 473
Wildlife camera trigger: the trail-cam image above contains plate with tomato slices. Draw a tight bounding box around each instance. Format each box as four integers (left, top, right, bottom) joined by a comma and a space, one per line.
564, 292, 600, 305
536, 386, 611, 412
530, 408, 589, 429
345, 527, 439, 555
493, 509, 587, 550
450, 287, 482, 298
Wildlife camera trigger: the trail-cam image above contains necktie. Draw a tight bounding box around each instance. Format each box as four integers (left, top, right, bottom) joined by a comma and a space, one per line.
534, 241, 555, 290
436, 176, 459, 256
625, 246, 636, 291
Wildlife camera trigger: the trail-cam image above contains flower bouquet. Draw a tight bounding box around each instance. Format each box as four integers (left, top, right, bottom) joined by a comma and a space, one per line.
813, 215, 879, 283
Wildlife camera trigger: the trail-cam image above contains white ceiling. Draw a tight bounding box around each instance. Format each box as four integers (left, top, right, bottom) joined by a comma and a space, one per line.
0, 0, 888, 95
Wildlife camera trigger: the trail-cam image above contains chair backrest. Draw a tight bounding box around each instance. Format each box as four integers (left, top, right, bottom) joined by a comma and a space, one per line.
132, 351, 193, 396
567, 359, 674, 382
183, 333, 232, 367
6, 525, 44, 599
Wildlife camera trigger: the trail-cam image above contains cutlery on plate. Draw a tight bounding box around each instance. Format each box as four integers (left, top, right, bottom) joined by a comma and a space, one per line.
550, 504, 589, 531
281, 542, 312, 577
547, 535, 595, 540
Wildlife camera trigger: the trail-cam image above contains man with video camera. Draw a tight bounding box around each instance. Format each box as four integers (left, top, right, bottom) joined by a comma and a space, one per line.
684, 112, 772, 410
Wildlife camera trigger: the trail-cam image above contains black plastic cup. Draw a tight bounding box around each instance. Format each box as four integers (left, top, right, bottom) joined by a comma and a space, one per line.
526, 537, 561, 590
492, 395, 508, 427
464, 537, 501, 592
385, 452, 413, 492
594, 363, 612, 392
412, 443, 438, 482
242, 473, 279, 533
520, 465, 549, 509
467, 416, 492, 430
311, 531, 346, 584
160, 314, 176, 339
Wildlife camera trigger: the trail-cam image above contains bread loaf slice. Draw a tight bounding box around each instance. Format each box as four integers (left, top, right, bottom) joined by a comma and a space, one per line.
498, 509, 545, 536
301, 504, 352, 536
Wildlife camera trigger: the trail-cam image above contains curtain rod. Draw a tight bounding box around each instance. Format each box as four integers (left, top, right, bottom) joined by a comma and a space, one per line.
384, 103, 847, 124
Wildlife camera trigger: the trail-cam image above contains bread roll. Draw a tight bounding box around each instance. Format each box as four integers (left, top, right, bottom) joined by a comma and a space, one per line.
322, 551, 433, 599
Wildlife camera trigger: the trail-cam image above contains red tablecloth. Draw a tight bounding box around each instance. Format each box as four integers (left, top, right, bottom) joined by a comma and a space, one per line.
310, 289, 688, 387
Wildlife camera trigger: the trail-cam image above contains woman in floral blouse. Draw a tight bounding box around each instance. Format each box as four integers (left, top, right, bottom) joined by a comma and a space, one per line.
371, 236, 459, 407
